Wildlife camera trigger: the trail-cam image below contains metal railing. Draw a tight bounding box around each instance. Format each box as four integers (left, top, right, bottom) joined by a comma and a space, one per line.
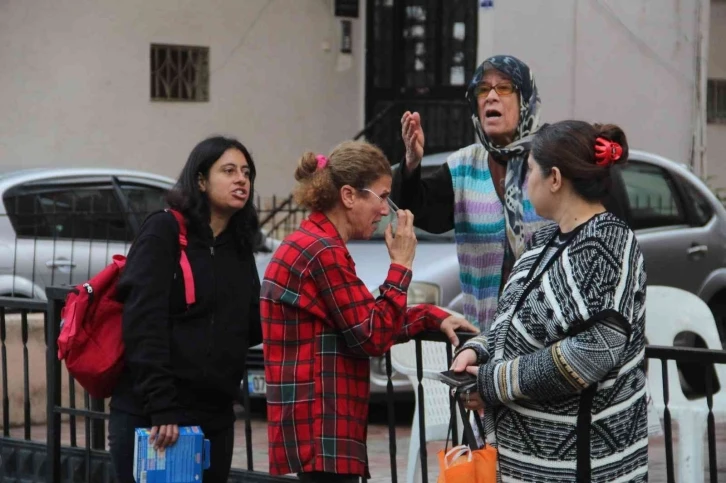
0, 297, 46, 439
645, 345, 726, 483
2, 290, 724, 482
374, 339, 726, 483
257, 195, 309, 242
0, 291, 294, 483
373, 338, 726, 483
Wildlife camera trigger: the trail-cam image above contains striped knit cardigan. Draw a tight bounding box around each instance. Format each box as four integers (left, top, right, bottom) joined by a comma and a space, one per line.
461, 212, 648, 483
447, 143, 548, 330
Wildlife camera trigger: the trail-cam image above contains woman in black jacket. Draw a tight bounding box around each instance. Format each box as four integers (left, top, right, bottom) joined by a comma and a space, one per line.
109, 136, 263, 483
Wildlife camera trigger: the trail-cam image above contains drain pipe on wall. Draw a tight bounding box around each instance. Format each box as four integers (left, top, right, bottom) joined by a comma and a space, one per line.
692, 0, 710, 178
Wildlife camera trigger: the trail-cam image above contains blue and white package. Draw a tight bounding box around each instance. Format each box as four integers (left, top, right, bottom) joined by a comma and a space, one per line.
133, 426, 211, 483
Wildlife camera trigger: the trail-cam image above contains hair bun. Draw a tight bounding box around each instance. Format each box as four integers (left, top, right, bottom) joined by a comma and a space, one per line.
294, 152, 319, 181
593, 123, 629, 166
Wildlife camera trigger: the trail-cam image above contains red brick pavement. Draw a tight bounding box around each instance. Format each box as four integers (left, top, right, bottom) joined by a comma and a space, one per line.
8, 416, 725, 482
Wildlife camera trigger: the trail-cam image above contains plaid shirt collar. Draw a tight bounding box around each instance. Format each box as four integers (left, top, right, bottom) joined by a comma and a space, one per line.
304, 211, 355, 264
307, 211, 341, 238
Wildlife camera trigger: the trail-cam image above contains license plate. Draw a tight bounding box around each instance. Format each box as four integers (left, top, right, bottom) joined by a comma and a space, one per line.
247, 370, 266, 396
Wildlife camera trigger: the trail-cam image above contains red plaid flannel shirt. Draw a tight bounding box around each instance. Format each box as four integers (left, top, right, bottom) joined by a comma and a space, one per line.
260, 212, 449, 478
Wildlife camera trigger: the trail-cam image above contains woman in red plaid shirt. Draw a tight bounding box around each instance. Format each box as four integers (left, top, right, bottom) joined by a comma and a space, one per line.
261, 141, 478, 482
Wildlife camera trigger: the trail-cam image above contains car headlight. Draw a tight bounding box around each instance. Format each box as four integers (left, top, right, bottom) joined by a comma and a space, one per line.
371, 282, 441, 305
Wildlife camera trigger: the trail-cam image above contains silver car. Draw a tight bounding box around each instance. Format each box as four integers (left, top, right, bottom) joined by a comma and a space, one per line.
247, 149, 726, 399
0, 168, 175, 298
0, 167, 279, 299
615, 150, 726, 345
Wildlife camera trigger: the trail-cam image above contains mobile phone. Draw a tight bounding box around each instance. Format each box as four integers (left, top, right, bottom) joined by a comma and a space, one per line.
438, 369, 477, 388
387, 197, 400, 233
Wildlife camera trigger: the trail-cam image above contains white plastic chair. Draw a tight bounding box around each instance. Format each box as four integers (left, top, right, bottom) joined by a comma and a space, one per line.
645, 286, 726, 482
389, 314, 465, 483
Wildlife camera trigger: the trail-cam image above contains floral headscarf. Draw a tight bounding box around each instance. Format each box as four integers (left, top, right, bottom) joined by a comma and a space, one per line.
465, 55, 541, 261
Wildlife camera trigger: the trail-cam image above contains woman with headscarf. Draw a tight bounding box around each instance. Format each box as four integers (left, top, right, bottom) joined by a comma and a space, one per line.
392, 55, 549, 331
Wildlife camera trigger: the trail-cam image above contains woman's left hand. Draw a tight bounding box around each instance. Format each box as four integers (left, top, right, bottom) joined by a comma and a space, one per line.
440, 316, 479, 347
460, 378, 485, 411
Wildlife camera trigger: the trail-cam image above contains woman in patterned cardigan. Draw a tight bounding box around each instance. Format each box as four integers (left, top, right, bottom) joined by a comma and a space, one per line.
451, 121, 648, 482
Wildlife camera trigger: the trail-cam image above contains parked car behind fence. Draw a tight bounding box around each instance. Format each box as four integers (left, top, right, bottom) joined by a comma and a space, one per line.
0, 167, 289, 300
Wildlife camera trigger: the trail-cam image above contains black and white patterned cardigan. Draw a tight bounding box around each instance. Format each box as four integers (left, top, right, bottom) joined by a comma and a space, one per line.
461, 212, 648, 483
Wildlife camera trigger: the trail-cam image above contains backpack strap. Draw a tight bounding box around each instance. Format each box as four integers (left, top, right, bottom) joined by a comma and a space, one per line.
166, 209, 196, 307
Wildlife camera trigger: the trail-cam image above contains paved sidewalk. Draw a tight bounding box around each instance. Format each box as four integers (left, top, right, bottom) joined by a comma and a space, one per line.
7, 416, 725, 482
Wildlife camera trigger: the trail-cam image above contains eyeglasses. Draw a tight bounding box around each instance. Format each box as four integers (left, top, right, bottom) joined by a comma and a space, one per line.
475, 81, 516, 98
360, 188, 400, 212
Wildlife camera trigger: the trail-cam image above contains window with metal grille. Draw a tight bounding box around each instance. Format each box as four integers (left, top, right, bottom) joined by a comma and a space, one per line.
707, 79, 726, 124
150, 44, 209, 102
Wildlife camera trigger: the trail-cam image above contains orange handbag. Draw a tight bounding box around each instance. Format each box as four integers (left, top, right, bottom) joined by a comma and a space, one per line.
437, 396, 497, 483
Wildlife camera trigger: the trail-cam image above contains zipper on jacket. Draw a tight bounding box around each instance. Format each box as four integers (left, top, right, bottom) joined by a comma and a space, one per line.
203, 313, 214, 378
207, 238, 216, 361
210, 238, 215, 324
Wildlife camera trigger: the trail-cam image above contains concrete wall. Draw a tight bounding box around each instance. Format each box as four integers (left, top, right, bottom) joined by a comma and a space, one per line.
708, 1, 726, 190
0, 0, 364, 198
480, 0, 700, 171
1, 0, 721, 195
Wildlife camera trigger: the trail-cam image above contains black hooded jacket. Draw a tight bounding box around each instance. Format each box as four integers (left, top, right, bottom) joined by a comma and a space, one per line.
110, 210, 262, 429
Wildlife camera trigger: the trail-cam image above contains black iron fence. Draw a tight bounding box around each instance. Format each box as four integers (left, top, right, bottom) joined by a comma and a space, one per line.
0, 290, 296, 483
257, 195, 309, 243
375, 338, 726, 483
645, 345, 726, 483
1, 290, 725, 482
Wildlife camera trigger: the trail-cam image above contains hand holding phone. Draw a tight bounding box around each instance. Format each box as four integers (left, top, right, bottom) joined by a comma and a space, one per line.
387, 197, 400, 234
438, 369, 477, 389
